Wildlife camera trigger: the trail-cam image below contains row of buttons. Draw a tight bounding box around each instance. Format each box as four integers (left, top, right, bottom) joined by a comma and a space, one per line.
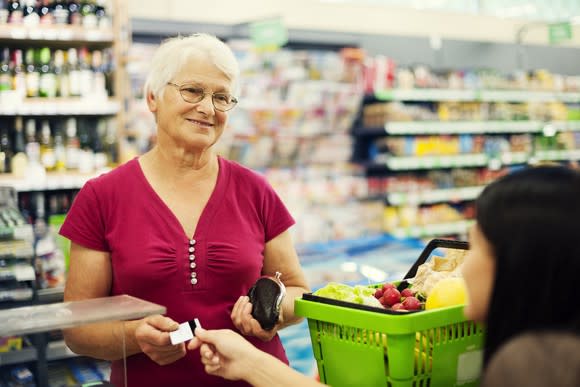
189, 239, 197, 285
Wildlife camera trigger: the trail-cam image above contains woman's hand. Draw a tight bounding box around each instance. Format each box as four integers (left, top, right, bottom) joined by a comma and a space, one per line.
187, 328, 257, 381
230, 295, 279, 341
134, 315, 186, 365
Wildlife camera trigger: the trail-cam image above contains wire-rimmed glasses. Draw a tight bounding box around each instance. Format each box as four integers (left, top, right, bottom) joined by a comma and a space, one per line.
166, 82, 238, 112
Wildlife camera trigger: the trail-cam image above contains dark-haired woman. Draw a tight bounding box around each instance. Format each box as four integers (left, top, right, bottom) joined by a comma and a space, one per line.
463, 165, 580, 387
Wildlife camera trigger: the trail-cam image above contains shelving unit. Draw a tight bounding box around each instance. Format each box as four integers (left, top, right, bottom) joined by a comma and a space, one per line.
355, 82, 580, 239
0, 2, 130, 385
0, 2, 129, 183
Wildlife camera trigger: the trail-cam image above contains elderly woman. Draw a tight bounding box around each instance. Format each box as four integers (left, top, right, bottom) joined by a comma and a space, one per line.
60, 33, 310, 386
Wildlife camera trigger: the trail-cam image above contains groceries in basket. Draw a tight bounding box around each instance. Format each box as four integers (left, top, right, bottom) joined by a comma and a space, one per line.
311, 239, 469, 313
295, 239, 483, 387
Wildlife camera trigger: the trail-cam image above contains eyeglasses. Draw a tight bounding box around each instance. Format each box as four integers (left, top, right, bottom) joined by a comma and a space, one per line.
166, 82, 238, 112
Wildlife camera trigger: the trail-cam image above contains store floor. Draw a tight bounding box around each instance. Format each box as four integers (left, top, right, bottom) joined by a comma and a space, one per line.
281, 236, 425, 376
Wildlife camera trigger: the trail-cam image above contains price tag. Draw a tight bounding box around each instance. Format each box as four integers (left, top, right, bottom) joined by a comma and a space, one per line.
28, 29, 43, 40
85, 30, 102, 41
10, 28, 27, 39
57, 29, 73, 40
43, 29, 57, 40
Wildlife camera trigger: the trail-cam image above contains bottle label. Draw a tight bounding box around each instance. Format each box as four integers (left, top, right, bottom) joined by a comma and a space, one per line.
69, 70, 81, 96
41, 150, 56, 169
0, 74, 11, 91
80, 70, 93, 97
40, 74, 57, 98
66, 147, 80, 170
26, 72, 40, 97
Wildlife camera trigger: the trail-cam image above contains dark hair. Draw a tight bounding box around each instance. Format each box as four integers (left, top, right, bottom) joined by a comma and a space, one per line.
475, 166, 580, 365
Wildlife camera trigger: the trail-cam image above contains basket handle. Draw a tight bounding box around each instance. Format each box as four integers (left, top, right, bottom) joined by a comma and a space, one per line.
403, 239, 469, 280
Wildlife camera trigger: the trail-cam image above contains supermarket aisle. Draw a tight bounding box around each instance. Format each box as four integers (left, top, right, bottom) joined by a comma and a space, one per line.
280, 235, 426, 375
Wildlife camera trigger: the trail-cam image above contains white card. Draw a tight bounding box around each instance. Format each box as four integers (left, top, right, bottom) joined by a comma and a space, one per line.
170, 322, 194, 345
169, 318, 202, 345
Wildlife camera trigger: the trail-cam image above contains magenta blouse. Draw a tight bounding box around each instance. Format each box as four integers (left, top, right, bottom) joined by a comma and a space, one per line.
60, 157, 295, 386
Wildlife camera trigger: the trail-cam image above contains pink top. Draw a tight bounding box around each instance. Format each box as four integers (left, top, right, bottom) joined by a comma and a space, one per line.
60, 157, 295, 386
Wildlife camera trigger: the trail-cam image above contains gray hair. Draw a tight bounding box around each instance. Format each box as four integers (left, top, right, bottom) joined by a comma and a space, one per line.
143, 33, 240, 98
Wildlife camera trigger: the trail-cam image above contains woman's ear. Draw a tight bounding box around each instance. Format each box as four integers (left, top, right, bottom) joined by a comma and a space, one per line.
146, 90, 158, 112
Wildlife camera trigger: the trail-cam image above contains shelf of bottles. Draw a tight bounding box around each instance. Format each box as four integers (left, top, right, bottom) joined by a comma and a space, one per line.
0, 0, 119, 189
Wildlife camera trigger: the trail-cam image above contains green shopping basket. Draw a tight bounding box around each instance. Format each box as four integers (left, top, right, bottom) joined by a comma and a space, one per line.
295, 239, 485, 387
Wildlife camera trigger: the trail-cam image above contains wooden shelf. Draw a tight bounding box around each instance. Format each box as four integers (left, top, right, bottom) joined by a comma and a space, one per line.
0, 97, 120, 116
0, 25, 113, 45
0, 170, 108, 192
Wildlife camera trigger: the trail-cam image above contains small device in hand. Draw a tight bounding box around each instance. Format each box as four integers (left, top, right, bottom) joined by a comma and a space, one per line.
247, 271, 286, 330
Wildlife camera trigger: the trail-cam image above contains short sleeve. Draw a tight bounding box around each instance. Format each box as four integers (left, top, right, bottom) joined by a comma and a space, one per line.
59, 180, 109, 252
481, 333, 580, 387
260, 180, 295, 242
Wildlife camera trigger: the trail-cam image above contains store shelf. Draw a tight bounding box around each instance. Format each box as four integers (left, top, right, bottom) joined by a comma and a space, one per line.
0, 347, 37, 366
0, 170, 107, 192
0, 288, 33, 302
374, 89, 477, 101
0, 25, 113, 44
0, 97, 120, 116
372, 152, 530, 171
387, 186, 485, 206
478, 90, 560, 102
46, 340, 77, 362
356, 120, 580, 136
0, 264, 36, 282
534, 149, 580, 162
0, 240, 35, 259
381, 153, 488, 170
37, 287, 65, 304
383, 120, 543, 135
373, 88, 580, 103
390, 220, 474, 239
551, 121, 580, 132
0, 224, 34, 243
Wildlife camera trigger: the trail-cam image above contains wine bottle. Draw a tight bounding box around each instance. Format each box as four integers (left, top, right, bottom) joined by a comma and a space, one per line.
7, 0, 23, 24
11, 116, 28, 177
53, 49, 69, 97
37, 0, 52, 25
24, 47, 40, 97
65, 117, 80, 170
67, 0, 80, 25
11, 49, 26, 98
0, 48, 11, 92
52, 0, 69, 25
52, 121, 66, 171
22, 0, 38, 26
0, 0, 9, 24
78, 47, 93, 97
67, 48, 81, 97
0, 122, 13, 173
39, 119, 56, 171
39, 47, 57, 98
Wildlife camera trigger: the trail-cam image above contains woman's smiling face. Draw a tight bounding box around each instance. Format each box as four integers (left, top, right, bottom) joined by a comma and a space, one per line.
148, 58, 234, 153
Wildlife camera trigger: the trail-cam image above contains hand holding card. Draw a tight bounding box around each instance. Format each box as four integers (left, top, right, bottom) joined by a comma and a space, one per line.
170, 318, 202, 345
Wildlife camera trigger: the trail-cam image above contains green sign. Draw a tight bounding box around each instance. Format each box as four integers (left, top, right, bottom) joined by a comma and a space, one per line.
249, 18, 288, 49
549, 22, 573, 44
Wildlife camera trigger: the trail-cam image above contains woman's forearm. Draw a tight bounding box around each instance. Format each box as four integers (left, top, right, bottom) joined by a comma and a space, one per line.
279, 286, 309, 328
63, 319, 143, 361
246, 350, 323, 387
